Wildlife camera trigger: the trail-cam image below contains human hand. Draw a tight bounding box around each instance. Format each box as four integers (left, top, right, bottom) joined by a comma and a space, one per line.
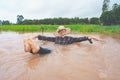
88, 36, 105, 44
88, 36, 100, 41
88, 37, 93, 44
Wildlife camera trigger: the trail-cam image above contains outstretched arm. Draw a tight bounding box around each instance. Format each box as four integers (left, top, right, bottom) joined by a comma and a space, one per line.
33, 35, 55, 42
72, 36, 101, 44
72, 36, 93, 44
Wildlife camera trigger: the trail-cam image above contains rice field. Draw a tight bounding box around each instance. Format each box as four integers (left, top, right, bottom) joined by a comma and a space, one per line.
0, 24, 120, 34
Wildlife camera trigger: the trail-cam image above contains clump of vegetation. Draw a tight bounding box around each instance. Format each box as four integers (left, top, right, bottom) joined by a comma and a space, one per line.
0, 25, 120, 34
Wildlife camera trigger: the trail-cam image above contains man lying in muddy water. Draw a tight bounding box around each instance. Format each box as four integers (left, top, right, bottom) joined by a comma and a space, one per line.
33, 26, 100, 45
24, 26, 100, 54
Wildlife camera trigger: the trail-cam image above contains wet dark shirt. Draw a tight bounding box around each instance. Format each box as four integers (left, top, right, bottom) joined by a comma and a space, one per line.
37, 35, 92, 45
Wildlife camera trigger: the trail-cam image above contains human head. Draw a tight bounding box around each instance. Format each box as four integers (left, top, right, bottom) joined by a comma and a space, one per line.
55, 26, 71, 37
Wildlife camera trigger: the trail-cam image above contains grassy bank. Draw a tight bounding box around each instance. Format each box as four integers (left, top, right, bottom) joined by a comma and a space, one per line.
0, 24, 120, 34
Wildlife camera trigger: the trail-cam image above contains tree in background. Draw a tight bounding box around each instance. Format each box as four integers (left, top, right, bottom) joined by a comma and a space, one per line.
100, 3, 120, 25
90, 17, 100, 25
2, 20, 11, 25
102, 0, 110, 13
17, 15, 24, 24
19, 17, 90, 25
0, 20, 2, 25
100, 11, 116, 25
79, 18, 89, 24
112, 3, 119, 10
112, 3, 120, 24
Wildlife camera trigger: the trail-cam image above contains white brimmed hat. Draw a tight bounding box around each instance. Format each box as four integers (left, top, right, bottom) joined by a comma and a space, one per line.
55, 26, 71, 36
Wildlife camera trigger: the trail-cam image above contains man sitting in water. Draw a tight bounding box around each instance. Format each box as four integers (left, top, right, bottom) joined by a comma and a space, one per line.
24, 37, 51, 54
33, 26, 100, 45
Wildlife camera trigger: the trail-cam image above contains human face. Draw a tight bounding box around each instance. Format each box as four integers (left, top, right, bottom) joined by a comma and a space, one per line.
58, 29, 66, 36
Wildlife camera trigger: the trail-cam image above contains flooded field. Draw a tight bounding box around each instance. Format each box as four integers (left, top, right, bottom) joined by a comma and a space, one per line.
0, 31, 120, 80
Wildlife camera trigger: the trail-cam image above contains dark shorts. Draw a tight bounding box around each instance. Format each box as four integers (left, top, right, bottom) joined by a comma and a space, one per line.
38, 47, 51, 54
30, 47, 51, 55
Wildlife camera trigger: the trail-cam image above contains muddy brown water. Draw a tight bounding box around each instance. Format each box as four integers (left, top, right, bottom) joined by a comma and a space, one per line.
0, 32, 120, 80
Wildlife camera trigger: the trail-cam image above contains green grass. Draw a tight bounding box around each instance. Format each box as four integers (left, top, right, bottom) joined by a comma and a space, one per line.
0, 24, 120, 34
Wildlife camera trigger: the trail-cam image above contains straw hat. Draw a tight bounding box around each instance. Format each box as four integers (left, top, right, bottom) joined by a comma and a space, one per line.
54, 26, 71, 37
